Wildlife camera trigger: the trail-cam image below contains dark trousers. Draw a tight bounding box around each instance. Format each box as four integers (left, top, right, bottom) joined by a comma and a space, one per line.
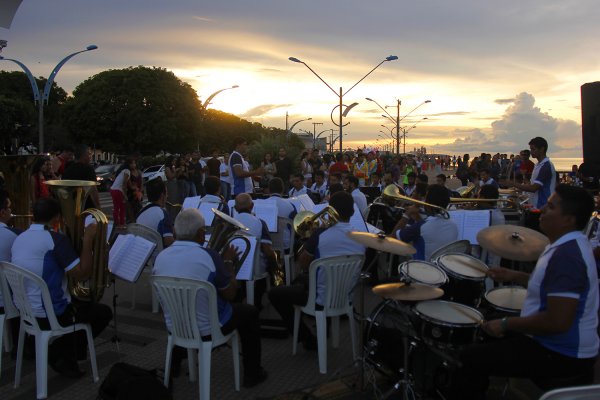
449, 334, 596, 400
37, 301, 112, 362
268, 275, 313, 341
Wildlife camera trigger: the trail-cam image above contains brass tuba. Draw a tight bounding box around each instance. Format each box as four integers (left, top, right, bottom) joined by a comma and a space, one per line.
0, 155, 39, 229
293, 206, 340, 239
45, 180, 110, 302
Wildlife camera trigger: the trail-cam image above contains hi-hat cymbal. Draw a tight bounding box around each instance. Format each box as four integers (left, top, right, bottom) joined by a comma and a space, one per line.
476, 225, 549, 262
373, 282, 444, 301
347, 232, 416, 256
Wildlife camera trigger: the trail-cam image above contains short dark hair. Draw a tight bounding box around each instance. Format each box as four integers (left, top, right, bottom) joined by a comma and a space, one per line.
480, 168, 491, 175
425, 184, 451, 209
314, 170, 325, 178
0, 189, 9, 210
33, 197, 61, 223
371, 172, 380, 178
73, 144, 89, 160
146, 178, 166, 202
479, 184, 499, 199
436, 174, 447, 183
528, 137, 548, 153
415, 182, 428, 197
204, 176, 221, 195
328, 183, 344, 195
407, 172, 416, 179
346, 175, 359, 188
329, 191, 354, 221
335, 153, 343, 162
331, 173, 342, 181
520, 149, 530, 157
268, 177, 284, 194
292, 173, 304, 181
417, 173, 428, 183
554, 184, 594, 230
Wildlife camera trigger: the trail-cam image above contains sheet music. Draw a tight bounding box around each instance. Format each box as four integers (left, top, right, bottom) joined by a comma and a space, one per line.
252, 199, 278, 232
287, 197, 305, 213
230, 235, 257, 281
109, 234, 156, 282
449, 210, 491, 244
182, 196, 201, 210
296, 194, 315, 212
198, 203, 217, 226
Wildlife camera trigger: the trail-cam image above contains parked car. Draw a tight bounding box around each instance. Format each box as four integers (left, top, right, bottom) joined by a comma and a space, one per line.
142, 165, 166, 183
95, 164, 119, 191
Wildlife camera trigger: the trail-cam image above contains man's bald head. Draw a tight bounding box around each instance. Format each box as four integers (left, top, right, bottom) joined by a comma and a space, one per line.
235, 193, 253, 213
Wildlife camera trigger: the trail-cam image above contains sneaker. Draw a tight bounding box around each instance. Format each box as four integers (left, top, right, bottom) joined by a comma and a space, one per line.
243, 367, 268, 388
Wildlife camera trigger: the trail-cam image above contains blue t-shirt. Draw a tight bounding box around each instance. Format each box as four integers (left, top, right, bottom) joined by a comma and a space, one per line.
11, 224, 79, 317
530, 158, 556, 209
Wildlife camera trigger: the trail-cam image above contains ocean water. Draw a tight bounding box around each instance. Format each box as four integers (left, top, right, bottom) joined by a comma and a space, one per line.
552, 157, 583, 171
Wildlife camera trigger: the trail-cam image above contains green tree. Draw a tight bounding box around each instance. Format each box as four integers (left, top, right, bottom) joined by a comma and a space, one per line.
0, 70, 68, 151
63, 66, 203, 154
248, 130, 305, 172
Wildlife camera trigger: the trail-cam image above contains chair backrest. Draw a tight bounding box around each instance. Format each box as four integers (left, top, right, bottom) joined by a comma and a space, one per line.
538, 384, 600, 400
306, 255, 364, 313
150, 276, 225, 348
429, 239, 471, 262
127, 223, 164, 266
0, 261, 61, 331
0, 262, 19, 319
270, 217, 294, 252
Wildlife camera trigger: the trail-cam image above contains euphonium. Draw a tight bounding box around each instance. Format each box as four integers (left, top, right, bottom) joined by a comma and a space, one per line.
45, 180, 110, 302
208, 209, 251, 273
382, 184, 450, 219
293, 206, 340, 239
0, 155, 39, 229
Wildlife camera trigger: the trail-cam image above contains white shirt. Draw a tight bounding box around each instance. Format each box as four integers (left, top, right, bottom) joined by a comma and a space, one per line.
270, 194, 297, 249
219, 162, 231, 184
310, 181, 328, 199
352, 188, 368, 219
235, 212, 272, 276
110, 168, 130, 192
289, 186, 308, 197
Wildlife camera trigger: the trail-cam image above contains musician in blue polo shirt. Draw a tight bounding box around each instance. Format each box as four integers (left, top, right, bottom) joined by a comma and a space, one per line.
11, 198, 112, 378
450, 185, 599, 400
268, 191, 366, 349
0, 189, 20, 311
153, 208, 267, 387
136, 178, 174, 248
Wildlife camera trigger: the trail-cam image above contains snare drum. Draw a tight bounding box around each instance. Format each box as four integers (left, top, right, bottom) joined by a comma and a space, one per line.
484, 286, 527, 316
435, 253, 489, 307
399, 260, 448, 287
413, 300, 483, 347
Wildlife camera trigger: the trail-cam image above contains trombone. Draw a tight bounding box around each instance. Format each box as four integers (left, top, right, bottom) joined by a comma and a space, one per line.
382, 184, 450, 219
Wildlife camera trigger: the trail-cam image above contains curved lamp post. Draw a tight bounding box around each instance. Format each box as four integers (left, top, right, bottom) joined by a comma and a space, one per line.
367, 97, 430, 154
289, 55, 397, 152
202, 85, 239, 109
0, 45, 98, 153
288, 117, 312, 134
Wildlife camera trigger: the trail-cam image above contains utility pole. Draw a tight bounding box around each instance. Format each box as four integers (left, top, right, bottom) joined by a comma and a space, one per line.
312, 122, 323, 149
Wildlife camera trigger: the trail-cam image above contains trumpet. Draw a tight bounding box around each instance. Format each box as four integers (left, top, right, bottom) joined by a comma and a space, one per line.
382, 184, 450, 219
293, 206, 340, 239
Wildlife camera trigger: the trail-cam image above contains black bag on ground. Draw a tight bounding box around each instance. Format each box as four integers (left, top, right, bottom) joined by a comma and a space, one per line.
98, 362, 172, 400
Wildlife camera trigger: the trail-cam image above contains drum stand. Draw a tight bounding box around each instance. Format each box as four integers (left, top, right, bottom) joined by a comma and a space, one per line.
381, 335, 418, 400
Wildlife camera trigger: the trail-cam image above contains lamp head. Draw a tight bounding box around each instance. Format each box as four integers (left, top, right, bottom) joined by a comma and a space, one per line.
86, 45, 98, 51
365, 97, 373, 101
385, 55, 399, 61
288, 57, 303, 63
425, 100, 431, 103
307, 117, 312, 121
232, 85, 239, 88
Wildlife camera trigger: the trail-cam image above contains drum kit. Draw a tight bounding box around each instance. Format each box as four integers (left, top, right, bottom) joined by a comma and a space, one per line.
348, 224, 549, 399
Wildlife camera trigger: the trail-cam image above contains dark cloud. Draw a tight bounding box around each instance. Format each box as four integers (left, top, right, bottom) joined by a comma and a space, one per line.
240, 104, 291, 118
257, 68, 282, 73
427, 111, 471, 117
494, 98, 515, 105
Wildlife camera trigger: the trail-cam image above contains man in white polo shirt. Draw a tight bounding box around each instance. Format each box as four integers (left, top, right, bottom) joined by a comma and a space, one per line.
153, 208, 267, 387
269, 191, 366, 349
136, 178, 174, 248
0, 189, 20, 312
450, 185, 599, 400
11, 198, 112, 378
344, 175, 368, 218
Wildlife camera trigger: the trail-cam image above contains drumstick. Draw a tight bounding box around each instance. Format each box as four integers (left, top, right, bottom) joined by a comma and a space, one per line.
461, 261, 488, 274
448, 302, 483, 324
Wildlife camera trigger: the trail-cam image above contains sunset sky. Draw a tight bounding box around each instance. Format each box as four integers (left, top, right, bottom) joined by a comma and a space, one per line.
1, 0, 599, 157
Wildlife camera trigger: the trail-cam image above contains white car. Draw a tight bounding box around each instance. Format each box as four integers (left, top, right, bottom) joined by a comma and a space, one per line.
142, 165, 166, 182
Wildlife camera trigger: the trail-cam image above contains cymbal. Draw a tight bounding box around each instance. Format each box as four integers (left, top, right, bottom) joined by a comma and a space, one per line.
373, 282, 444, 301
476, 225, 549, 262
347, 232, 416, 256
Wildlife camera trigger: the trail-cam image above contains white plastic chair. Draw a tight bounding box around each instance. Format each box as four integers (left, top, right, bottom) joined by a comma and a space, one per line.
151, 276, 240, 400
0, 262, 20, 380
428, 239, 471, 262
126, 223, 164, 313
244, 238, 270, 306
1, 262, 99, 399
538, 384, 600, 400
292, 254, 364, 374
270, 217, 296, 286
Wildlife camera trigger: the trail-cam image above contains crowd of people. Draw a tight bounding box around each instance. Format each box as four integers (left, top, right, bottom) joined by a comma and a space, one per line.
0, 135, 599, 399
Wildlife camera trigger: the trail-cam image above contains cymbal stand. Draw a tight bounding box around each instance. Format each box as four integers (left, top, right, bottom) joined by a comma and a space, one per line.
381, 335, 418, 400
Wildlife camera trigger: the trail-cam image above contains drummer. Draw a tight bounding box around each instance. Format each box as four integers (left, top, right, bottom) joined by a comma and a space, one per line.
450, 184, 598, 400
391, 184, 458, 261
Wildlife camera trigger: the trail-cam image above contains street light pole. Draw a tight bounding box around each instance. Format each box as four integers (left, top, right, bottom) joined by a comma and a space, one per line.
0, 45, 98, 153
311, 122, 323, 149
289, 55, 398, 152
288, 117, 312, 135
198, 85, 239, 151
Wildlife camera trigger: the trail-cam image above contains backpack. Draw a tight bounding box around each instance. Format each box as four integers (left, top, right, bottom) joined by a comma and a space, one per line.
98, 362, 172, 400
